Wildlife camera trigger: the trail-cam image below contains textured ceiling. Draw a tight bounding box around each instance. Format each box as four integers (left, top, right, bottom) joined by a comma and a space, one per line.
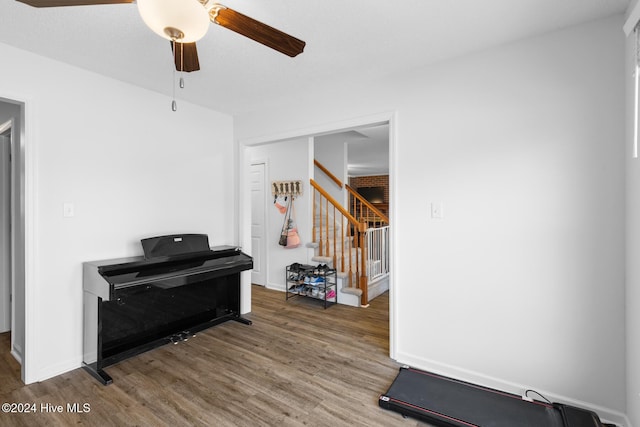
0, 0, 629, 176
0, 0, 630, 116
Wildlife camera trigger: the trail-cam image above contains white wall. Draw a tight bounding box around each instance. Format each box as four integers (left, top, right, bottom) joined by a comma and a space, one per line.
0, 41, 235, 382
247, 138, 311, 290
314, 135, 347, 203
626, 1, 640, 425
237, 16, 628, 424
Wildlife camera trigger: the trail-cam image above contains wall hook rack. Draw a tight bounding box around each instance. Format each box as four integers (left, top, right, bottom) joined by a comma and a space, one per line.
272, 180, 303, 197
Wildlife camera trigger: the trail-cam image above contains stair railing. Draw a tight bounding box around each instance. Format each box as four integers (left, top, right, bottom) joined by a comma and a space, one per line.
313, 159, 389, 227
346, 184, 389, 227
314, 159, 343, 188
310, 178, 368, 305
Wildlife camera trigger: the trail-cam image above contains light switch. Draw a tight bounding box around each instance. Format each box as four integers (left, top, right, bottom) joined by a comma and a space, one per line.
431, 202, 444, 219
63, 202, 75, 218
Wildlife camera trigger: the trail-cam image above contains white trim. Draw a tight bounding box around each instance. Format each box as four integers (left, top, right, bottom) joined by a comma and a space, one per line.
625, 2, 640, 36
0, 121, 11, 335
387, 111, 398, 361
7, 116, 18, 366
0, 93, 37, 384
238, 144, 251, 314
239, 112, 393, 147
342, 141, 348, 207
22, 98, 37, 384
635, 65, 639, 159
266, 282, 286, 292
307, 136, 314, 266
238, 110, 399, 361
234, 127, 241, 246
34, 356, 82, 383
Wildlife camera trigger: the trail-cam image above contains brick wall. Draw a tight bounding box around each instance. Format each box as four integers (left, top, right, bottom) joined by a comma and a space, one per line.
349, 175, 389, 204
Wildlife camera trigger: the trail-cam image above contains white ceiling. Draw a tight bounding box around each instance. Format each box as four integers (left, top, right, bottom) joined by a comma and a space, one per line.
346, 125, 390, 176
316, 125, 390, 176
0, 0, 630, 117
0, 0, 630, 176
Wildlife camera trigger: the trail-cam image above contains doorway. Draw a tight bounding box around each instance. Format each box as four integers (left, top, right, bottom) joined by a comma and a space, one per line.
315, 123, 391, 302
0, 98, 26, 383
240, 112, 396, 359
0, 123, 11, 335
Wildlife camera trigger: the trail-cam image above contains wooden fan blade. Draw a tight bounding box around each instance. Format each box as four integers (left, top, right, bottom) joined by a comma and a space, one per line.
212, 6, 305, 57
16, 0, 132, 7
170, 42, 200, 73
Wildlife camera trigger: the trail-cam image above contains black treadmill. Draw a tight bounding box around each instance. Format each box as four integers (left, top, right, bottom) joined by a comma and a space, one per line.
379, 366, 615, 427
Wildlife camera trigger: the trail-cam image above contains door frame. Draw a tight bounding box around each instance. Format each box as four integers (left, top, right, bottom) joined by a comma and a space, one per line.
0, 94, 36, 384
238, 111, 398, 360
0, 121, 11, 335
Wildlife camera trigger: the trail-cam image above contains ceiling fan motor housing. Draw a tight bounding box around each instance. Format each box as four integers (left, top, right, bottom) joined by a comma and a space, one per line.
137, 0, 210, 42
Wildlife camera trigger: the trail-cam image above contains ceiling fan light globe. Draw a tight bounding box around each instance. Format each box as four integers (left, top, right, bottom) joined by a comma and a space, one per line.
137, 0, 209, 43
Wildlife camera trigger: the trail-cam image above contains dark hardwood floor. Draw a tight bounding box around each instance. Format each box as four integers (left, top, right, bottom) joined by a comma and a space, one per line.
0, 286, 431, 426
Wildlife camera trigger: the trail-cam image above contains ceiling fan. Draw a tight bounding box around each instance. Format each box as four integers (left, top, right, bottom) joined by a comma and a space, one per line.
15, 0, 306, 73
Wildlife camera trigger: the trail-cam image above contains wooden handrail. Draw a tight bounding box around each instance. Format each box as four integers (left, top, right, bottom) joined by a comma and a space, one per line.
314, 159, 389, 226
345, 184, 389, 224
314, 159, 343, 188
311, 178, 369, 305
310, 179, 365, 232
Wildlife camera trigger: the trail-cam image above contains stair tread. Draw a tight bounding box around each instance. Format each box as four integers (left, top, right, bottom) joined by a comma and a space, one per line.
341, 287, 363, 296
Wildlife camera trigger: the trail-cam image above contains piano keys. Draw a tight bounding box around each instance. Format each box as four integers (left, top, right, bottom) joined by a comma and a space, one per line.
82, 234, 253, 385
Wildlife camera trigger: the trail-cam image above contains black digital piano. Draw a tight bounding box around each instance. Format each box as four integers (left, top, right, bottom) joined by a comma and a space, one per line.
82, 234, 253, 385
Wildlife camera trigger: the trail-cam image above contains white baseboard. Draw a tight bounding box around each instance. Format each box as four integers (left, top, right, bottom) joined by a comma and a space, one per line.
368, 276, 389, 301
266, 282, 286, 292
11, 348, 22, 364
36, 357, 82, 383
395, 351, 631, 427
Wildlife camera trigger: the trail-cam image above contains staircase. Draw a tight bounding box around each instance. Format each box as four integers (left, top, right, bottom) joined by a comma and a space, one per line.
309, 161, 390, 306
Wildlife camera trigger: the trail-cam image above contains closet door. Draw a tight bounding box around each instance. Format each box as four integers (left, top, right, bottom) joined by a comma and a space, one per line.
250, 162, 266, 286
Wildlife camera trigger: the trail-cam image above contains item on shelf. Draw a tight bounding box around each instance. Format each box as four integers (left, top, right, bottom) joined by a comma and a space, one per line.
285, 262, 337, 309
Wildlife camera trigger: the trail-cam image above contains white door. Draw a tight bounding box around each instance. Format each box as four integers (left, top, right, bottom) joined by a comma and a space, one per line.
250, 163, 266, 286
0, 133, 11, 333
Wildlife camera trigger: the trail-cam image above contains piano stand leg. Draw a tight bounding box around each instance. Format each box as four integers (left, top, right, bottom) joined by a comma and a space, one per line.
82, 364, 113, 385
233, 316, 252, 325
